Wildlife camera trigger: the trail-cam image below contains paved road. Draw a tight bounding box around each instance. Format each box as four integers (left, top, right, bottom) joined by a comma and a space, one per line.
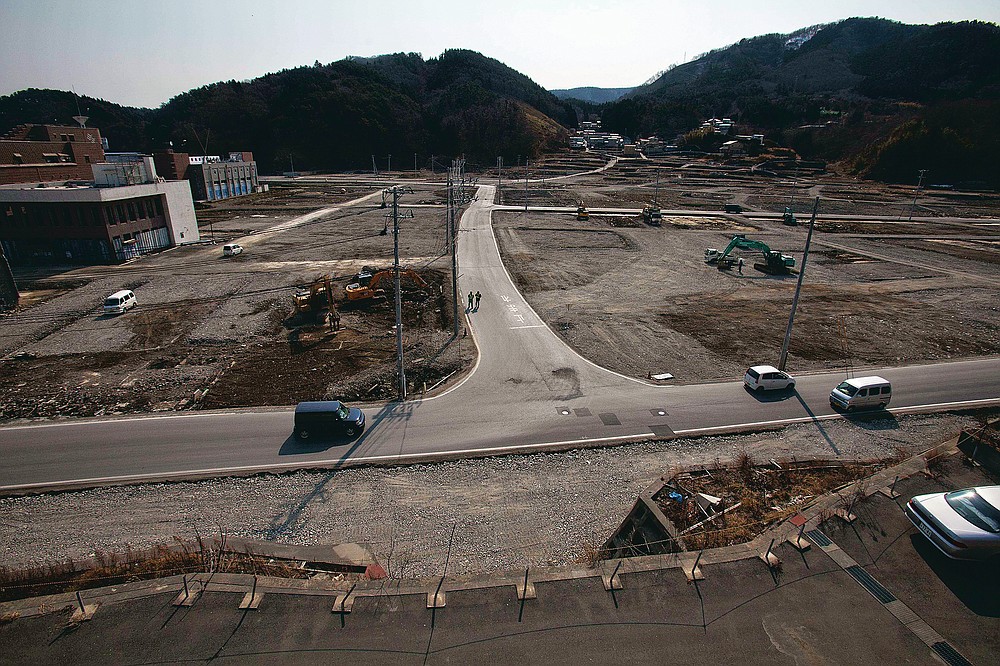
2, 185, 999, 492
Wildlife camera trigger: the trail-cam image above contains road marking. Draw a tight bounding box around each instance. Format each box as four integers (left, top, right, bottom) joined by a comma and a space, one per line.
671, 397, 1000, 437
510, 325, 545, 330
0, 432, 657, 493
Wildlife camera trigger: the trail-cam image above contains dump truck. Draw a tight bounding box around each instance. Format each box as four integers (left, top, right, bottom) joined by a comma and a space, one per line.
345, 267, 429, 302
704, 234, 796, 274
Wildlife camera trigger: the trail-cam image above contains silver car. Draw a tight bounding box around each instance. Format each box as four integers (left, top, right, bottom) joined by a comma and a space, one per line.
905, 485, 1000, 560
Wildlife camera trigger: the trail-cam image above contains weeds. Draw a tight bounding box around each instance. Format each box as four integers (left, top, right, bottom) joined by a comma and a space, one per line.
0, 535, 311, 603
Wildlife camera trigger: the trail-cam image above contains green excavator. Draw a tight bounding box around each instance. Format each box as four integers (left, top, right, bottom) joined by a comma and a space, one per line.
704, 234, 796, 274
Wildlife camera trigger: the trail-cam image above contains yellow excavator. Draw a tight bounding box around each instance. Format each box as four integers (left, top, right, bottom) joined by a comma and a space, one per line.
345, 266, 429, 302
289, 274, 340, 329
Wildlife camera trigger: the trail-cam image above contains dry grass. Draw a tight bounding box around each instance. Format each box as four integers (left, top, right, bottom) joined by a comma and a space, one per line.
656, 454, 887, 551
0, 534, 310, 603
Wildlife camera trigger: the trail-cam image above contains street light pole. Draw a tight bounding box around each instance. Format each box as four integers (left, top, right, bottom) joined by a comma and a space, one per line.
497, 156, 502, 205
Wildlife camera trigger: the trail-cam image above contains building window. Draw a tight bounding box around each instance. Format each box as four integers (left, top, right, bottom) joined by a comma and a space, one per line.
85, 156, 91, 164
43, 153, 59, 164
127, 202, 137, 221
154, 198, 163, 216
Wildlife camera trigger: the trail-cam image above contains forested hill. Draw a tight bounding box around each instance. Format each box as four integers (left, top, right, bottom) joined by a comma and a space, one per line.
603, 18, 1000, 186
0, 50, 575, 173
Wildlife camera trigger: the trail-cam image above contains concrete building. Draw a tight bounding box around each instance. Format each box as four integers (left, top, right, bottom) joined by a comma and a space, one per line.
0, 158, 198, 266
0, 124, 106, 185
153, 150, 260, 202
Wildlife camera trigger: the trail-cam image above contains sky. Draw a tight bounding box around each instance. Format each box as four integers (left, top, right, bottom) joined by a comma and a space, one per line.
2, 0, 999, 108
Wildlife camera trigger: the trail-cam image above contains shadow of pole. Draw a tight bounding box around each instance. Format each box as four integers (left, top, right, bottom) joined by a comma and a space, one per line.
793, 392, 841, 455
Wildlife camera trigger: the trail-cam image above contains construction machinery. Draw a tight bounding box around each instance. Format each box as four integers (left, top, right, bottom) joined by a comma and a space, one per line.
642, 204, 662, 226
704, 234, 796, 274
345, 266, 429, 302
289, 274, 340, 329
577, 203, 589, 221
782, 206, 798, 226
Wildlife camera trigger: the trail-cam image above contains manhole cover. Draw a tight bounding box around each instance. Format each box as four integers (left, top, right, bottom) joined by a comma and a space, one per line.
599, 413, 621, 426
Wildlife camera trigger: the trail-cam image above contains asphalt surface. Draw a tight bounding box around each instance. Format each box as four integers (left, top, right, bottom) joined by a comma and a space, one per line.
0, 546, 938, 665
2, 184, 1000, 492
5, 444, 997, 665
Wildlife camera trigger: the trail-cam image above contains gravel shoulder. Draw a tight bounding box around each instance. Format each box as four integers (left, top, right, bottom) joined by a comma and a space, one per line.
1, 412, 987, 578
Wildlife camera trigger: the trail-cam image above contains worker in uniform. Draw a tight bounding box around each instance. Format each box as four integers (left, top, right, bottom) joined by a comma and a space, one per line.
737, 257, 744, 274
468, 291, 474, 311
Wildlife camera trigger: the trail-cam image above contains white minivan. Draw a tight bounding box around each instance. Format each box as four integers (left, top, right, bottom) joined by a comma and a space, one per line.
223, 243, 243, 257
744, 365, 795, 392
103, 289, 136, 315
830, 375, 891, 411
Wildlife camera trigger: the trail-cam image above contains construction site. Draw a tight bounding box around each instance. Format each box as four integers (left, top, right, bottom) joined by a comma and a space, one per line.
2, 152, 1000, 420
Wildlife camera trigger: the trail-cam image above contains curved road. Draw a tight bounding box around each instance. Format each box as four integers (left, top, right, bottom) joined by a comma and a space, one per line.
2, 185, 999, 493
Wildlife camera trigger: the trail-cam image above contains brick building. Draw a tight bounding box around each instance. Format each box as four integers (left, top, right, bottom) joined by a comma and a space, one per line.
0, 124, 106, 185
0, 159, 198, 266
153, 150, 259, 202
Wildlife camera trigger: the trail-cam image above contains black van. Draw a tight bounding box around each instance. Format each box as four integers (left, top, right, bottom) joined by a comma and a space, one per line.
293, 401, 365, 441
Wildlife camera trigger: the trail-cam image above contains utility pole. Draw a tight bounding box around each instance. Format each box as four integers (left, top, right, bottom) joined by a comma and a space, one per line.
496, 156, 502, 204
388, 186, 413, 399
414, 153, 418, 174
431, 155, 435, 174
778, 197, 819, 371
524, 159, 529, 212
907, 169, 927, 222
653, 168, 660, 206
387, 154, 392, 174
372, 154, 378, 179
449, 165, 459, 337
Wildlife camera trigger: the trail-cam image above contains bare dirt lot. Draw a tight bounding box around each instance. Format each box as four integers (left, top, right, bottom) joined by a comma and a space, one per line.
1, 178, 472, 420
3, 154, 999, 418
495, 158, 1000, 382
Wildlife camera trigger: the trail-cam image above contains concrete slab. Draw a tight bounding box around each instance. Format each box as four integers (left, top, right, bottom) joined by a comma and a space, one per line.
331, 593, 354, 613
601, 573, 622, 591
171, 589, 201, 607
683, 564, 704, 582
238, 592, 264, 610
758, 551, 780, 568
70, 603, 99, 622
515, 581, 536, 601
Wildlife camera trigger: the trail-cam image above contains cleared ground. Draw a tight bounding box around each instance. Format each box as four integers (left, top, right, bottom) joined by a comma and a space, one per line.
1, 178, 471, 420
495, 157, 1000, 382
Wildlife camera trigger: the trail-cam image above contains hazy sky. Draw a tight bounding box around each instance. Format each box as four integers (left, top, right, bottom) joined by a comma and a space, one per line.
2, 0, 998, 108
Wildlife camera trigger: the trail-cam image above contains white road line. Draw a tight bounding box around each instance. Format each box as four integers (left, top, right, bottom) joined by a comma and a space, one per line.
509, 325, 545, 330
0, 432, 655, 492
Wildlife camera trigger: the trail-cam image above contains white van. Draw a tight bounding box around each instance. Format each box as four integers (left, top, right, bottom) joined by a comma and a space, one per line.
744, 365, 795, 392
830, 375, 891, 411
103, 289, 136, 315
223, 243, 243, 257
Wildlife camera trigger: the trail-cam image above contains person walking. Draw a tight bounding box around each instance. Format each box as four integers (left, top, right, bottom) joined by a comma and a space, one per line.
467, 291, 474, 311
474, 291, 482, 310
737, 257, 744, 274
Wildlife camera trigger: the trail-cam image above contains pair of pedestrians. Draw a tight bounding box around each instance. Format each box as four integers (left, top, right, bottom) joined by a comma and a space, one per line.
467, 290, 482, 312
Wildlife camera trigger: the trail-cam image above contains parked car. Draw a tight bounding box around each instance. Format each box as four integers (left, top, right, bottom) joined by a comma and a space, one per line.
103, 289, 136, 315
743, 365, 795, 392
829, 375, 891, 411
905, 486, 1000, 560
293, 400, 365, 441
223, 243, 243, 257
